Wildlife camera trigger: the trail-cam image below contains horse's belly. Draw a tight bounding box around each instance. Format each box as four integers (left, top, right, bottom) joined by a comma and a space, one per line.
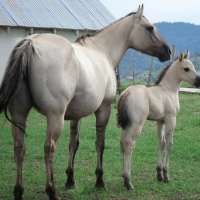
64, 94, 103, 120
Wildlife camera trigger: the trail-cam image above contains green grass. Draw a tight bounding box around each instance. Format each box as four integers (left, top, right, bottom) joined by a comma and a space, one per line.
1, 93, 200, 199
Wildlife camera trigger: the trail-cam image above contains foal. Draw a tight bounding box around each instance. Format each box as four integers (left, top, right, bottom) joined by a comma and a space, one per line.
117, 52, 200, 190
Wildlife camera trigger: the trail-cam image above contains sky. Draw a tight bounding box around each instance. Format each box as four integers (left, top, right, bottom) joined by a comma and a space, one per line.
100, 0, 200, 25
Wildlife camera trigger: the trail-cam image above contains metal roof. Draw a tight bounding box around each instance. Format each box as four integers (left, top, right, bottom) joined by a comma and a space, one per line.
0, 0, 115, 30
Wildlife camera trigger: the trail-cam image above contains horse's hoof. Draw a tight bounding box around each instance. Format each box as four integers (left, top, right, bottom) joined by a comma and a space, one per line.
157, 173, 164, 182
14, 185, 24, 200
65, 182, 76, 189
49, 196, 60, 200
95, 181, 105, 189
45, 185, 60, 200
95, 184, 108, 190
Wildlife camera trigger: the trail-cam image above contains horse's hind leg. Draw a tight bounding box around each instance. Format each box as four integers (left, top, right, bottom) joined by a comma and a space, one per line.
156, 121, 165, 182
8, 84, 32, 200
44, 114, 65, 200
65, 119, 81, 189
121, 123, 143, 190
12, 123, 26, 200
95, 103, 111, 188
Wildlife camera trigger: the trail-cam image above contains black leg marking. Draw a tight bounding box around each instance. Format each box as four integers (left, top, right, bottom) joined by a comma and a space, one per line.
95, 169, 105, 188
14, 185, 24, 200
156, 166, 164, 182
65, 168, 76, 189
163, 167, 170, 183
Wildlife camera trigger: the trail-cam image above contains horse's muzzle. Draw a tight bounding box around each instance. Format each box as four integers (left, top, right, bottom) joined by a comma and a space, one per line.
158, 44, 171, 62
194, 75, 200, 87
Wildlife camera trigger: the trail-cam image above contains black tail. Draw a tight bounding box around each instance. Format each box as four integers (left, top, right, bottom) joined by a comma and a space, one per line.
0, 38, 35, 126
117, 91, 131, 129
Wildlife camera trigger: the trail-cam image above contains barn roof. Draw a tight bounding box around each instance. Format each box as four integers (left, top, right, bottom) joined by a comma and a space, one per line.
0, 0, 115, 30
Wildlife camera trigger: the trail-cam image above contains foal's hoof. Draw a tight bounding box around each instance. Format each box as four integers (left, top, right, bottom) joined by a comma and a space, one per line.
157, 173, 164, 182
124, 178, 134, 190
163, 175, 170, 183
163, 168, 170, 183
124, 182, 134, 190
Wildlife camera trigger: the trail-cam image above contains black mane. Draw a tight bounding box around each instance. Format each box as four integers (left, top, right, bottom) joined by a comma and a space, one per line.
75, 12, 137, 43
155, 62, 172, 85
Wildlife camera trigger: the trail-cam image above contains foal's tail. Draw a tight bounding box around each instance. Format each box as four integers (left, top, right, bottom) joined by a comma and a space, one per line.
0, 38, 35, 121
117, 91, 131, 129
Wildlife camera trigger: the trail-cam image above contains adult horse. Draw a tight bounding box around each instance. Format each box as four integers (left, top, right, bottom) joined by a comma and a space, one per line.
0, 5, 170, 200
117, 51, 200, 190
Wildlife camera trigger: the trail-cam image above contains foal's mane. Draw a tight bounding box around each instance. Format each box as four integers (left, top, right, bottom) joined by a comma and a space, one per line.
155, 62, 172, 85
75, 12, 137, 43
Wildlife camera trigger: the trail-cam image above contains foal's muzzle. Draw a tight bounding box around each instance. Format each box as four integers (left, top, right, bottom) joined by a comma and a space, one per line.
194, 75, 200, 87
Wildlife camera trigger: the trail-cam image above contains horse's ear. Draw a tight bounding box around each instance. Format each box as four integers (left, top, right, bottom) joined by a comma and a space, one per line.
179, 52, 184, 61
135, 4, 144, 19
184, 50, 190, 59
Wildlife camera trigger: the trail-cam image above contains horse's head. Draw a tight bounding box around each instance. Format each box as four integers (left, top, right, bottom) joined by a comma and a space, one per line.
177, 51, 200, 87
128, 5, 171, 62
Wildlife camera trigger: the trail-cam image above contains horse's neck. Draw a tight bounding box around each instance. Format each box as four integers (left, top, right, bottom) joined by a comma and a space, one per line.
92, 16, 133, 68
160, 65, 181, 94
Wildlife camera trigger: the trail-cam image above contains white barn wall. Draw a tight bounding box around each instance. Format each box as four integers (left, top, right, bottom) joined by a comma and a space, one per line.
0, 27, 26, 81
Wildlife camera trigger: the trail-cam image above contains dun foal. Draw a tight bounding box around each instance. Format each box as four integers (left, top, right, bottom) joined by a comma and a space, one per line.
117, 52, 200, 190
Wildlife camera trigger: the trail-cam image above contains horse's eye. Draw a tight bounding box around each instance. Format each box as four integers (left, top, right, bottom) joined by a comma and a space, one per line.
146, 26, 154, 32
184, 67, 190, 72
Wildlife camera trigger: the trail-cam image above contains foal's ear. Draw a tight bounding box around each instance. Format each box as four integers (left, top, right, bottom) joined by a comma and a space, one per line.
184, 50, 190, 59
135, 4, 144, 19
179, 52, 184, 61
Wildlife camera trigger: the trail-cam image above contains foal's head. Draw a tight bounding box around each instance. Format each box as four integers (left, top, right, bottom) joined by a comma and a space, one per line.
177, 51, 200, 87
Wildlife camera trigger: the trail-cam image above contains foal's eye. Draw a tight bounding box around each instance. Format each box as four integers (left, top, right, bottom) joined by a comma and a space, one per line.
184, 67, 190, 72
146, 26, 154, 32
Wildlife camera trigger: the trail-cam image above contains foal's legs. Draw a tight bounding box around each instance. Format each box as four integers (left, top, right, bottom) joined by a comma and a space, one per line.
94, 103, 111, 188
45, 114, 64, 200
156, 121, 165, 181
121, 123, 142, 190
65, 119, 81, 188
162, 117, 176, 183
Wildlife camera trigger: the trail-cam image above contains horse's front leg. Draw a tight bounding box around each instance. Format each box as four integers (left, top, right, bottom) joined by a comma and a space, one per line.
94, 103, 111, 188
163, 117, 176, 183
156, 121, 165, 182
65, 119, 81, 189
45, 114, 64, 200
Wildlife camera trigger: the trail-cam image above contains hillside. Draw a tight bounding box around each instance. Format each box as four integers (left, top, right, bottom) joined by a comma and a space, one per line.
119, 22, 200, 79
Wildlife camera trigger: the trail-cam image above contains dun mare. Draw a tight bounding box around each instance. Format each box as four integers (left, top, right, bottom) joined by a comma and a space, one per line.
117, 52, 200, 190
0, 5, 170, 200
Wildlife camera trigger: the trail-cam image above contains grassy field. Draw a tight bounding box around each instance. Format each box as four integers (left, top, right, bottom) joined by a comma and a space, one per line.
0, 93, 200, 200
